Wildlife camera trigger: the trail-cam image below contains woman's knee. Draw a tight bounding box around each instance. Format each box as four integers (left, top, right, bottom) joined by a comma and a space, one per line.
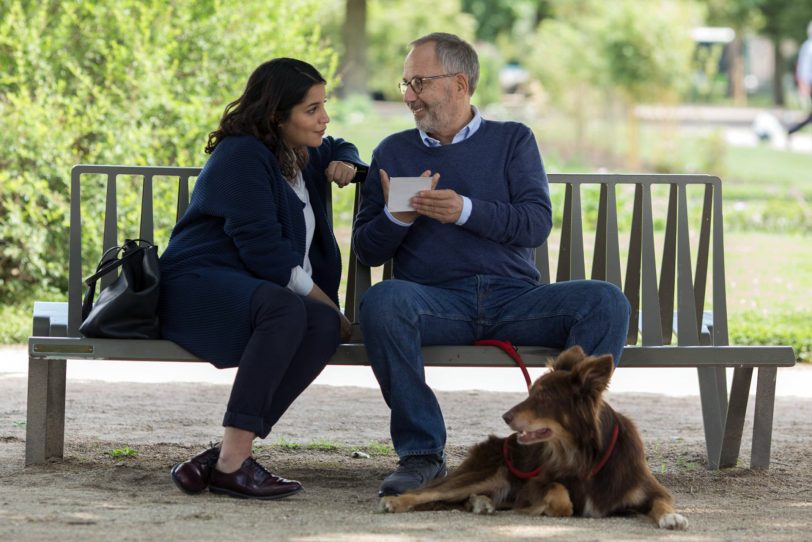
251, 283, 307, 330
306, 300, 341, 349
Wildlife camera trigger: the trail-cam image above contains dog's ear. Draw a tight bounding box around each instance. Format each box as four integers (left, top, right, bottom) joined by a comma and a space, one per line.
551, 345, 586, 372
571, 353, 614, 396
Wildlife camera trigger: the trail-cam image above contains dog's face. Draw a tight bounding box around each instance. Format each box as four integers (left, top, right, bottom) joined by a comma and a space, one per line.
502, 346, 614, 445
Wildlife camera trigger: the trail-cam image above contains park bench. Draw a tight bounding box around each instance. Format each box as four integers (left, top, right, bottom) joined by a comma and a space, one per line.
27, 165, 795, 470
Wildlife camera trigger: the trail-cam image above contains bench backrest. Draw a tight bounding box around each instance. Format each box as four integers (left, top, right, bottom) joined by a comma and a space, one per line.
67, 165, 727, 349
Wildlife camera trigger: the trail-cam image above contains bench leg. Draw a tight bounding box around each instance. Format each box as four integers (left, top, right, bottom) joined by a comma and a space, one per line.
719, 367, 753, 469
25, 357, 67, 465
697, 366, 727, 469
750, 367, 777, 469
27, 310, 69, 466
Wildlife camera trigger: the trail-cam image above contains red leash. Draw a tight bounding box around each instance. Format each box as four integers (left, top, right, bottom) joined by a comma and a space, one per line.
501, 436, 543, 480
474, 339, 532, 388
583, 421, 620, 480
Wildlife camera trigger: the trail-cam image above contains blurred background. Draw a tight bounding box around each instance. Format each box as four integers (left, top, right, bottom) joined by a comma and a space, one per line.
1, 0, 809, 361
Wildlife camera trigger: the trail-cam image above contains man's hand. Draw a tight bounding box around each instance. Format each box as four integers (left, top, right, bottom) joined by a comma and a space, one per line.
411, 188, 463, 224
380, 169, 439, 224
325, 161, 357, 187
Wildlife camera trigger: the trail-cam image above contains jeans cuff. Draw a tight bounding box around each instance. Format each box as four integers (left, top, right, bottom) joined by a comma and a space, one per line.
397, 447, 445, 460
222, 410, 271, 439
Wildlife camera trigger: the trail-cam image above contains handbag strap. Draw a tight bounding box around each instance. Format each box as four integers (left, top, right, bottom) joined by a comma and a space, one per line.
83, 239, 155, 286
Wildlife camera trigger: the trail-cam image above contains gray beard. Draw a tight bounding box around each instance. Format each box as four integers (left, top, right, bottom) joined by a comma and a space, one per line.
415, 108, 450, 136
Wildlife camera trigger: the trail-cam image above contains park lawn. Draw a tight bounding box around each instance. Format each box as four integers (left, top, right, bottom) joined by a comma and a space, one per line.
724, 232, 811, 316
723, 144, 812, 193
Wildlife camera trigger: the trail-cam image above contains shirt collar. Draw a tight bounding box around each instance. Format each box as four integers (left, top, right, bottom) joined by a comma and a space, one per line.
419, 106, 482, 147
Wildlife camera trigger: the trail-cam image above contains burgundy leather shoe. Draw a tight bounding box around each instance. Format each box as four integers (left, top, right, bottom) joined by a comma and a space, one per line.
170, 444, 220, 494
209, 457, 303, 500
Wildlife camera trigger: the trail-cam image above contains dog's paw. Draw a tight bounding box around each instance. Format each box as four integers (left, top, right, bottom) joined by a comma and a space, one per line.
466, 495, 495, 515
658, 512, 689, 530
379, 496, 410, 513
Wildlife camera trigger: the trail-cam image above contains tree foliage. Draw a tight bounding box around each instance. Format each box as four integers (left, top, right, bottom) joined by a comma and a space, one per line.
0, 0, 337, 302
529, 0, 698, 104
364, 0, 477, 101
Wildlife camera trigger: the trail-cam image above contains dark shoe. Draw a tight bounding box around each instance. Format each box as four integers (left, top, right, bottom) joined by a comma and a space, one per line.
170, 444, 220, 495
209, 457, 303, 500
378, 454, 447, 497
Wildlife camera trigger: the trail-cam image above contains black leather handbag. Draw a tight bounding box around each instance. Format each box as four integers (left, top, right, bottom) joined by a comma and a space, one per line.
79, 239, 161, 339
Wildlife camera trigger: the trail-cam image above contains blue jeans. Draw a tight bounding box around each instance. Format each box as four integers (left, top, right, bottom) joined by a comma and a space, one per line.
359, 275, 630, 458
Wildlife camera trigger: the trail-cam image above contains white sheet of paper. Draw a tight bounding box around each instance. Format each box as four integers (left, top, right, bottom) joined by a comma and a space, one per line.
388, 177, 432, 212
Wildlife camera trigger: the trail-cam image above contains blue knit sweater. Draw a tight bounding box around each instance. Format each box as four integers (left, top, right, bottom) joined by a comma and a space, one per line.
159, 135, 364, 366
352, 120, 552, 284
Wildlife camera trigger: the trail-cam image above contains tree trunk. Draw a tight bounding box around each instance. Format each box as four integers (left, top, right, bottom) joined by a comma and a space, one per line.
729, 35, 747, 106
341, 0, 368, 97
626, 104, 640, 170
772, 37, 785, 106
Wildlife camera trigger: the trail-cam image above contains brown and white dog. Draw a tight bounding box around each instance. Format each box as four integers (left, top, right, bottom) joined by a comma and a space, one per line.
380, 346, 688, 530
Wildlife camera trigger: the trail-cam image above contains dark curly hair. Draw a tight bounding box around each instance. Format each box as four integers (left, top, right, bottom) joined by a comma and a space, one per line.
205, 58, 326, 179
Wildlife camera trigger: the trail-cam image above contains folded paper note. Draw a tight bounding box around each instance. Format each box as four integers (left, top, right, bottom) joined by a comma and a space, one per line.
388, 177, 433, 212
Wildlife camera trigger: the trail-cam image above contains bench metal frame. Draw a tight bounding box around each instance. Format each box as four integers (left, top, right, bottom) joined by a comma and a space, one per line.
27, 165, 795, 469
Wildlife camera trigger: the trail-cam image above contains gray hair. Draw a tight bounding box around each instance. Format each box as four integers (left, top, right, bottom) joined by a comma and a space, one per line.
410, 32, 479, 96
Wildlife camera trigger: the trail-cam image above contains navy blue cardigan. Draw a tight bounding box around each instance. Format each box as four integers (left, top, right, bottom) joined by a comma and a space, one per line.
159, 135, 365, 367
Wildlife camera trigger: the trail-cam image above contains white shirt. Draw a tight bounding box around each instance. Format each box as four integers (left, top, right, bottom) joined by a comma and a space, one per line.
285, 170, 316, 295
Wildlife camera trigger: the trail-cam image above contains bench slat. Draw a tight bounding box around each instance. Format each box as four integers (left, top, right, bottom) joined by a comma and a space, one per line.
101, 173, 118, 291
139, 174, 154, 243
640, 183, 663, 346
677, 183, 700, 346
659, 184, 677, 344
29, 335, 796, 368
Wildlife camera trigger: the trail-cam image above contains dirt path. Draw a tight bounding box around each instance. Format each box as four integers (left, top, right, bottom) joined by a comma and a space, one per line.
1, 376, 811, 541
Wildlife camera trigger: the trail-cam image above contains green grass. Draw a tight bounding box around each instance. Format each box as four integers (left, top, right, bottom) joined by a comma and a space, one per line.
723, 145, 812, 190
271, 439, 395, 456
109, 446, 138, 458
306, 439, 341, 452
363, 441, 395, 456
274, 438, 303, 450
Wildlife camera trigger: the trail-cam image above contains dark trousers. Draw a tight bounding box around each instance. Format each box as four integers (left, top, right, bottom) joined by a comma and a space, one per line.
789, 88, 812, 135
223, 282, 340, 438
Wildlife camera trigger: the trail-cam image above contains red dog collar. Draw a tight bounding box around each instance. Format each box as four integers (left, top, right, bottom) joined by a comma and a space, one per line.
502, 414, 620, 481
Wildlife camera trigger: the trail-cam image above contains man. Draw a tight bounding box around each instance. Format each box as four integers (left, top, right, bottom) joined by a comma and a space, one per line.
788, 21, 812, 136
352, 33, 631, 497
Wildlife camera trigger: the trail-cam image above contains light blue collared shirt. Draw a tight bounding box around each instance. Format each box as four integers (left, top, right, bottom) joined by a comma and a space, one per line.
385, 107, 481, 226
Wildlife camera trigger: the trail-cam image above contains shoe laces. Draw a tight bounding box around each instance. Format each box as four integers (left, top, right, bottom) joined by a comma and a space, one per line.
205, 442, 221, 465
245, 457, 273, 482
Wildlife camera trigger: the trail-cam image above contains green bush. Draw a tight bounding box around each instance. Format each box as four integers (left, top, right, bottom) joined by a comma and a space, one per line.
729, 311, 811, 362
0, 0, 338, 307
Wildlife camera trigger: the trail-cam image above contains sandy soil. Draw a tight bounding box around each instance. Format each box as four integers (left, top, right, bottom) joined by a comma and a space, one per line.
1, 375, 811, 541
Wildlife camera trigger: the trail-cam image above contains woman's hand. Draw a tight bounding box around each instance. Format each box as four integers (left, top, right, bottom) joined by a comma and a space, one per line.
338, 313, 353, 341
307, 283, 353, 340
325, 161, 357, 187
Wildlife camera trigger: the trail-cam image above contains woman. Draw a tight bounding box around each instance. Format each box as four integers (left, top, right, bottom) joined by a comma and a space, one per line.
162, 58, 366, 500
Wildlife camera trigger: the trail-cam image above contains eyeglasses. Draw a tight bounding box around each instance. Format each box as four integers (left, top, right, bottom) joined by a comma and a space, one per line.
398, 73, 458, 95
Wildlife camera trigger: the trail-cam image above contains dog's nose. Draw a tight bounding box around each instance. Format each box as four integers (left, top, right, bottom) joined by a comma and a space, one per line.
502, 411, 513, 425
